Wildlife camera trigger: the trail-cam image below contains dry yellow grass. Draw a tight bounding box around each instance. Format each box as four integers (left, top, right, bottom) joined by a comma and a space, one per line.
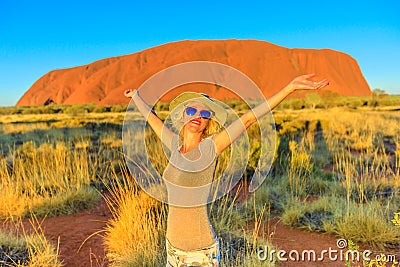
0, 141, 100, 219
0, 102, 399, 265
102, 164, 168, 266
275, 107, 400, 249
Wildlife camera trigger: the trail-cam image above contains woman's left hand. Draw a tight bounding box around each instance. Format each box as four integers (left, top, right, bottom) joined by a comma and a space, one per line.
286, 73, 330, 93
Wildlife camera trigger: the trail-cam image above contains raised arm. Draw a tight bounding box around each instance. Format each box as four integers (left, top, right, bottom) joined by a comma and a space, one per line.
213, 74, 329, 154
124, 89, 175, 151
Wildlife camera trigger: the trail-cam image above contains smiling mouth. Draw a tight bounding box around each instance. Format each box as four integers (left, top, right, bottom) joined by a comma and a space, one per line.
190, 118, 201, 125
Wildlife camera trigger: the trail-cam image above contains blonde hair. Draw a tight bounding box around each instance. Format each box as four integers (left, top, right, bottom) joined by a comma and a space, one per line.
202, 118, 222, 138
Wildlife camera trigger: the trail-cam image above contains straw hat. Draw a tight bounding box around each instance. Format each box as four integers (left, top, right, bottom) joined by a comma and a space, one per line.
169, 92, 228, 128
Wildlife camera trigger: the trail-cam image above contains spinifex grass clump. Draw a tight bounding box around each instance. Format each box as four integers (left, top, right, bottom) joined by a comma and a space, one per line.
332, 201, 400, 249
0, 141, 100, 219
0, 230, 29, 266
103, 165, 167, 266
0, 220, 61, 267
287, 140, 314, 197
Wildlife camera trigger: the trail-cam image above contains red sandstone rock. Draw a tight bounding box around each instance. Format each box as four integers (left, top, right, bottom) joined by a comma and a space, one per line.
16, 39, 371, 106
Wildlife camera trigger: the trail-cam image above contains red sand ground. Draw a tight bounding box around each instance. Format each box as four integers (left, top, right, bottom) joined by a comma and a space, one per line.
2, 190, 399, 267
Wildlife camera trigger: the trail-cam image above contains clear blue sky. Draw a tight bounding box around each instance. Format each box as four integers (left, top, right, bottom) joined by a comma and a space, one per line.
1, 0, 399, 107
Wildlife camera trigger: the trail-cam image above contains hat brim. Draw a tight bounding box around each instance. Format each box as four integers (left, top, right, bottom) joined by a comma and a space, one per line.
169, 92, 228, 126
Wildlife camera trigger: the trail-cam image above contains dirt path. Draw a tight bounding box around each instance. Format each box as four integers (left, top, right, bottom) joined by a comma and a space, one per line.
2, 196, 399, 266
40, 200, 111, 267
255, 218, 346, 266
258, 218, 400, 266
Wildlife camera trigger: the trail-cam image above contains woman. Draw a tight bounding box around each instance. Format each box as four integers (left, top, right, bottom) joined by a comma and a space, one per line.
124, 73, 329, 266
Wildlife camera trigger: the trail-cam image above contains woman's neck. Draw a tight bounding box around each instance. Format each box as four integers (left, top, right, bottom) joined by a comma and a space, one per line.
181, 131, 203, 153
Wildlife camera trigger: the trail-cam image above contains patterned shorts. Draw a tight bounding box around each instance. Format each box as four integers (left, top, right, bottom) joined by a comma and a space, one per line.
165, 237, 221, 267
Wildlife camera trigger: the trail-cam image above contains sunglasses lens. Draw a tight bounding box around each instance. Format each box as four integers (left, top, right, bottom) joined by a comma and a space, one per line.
185, 107, 197, 116
200, 110, 211, 118
185, 106, 212, 119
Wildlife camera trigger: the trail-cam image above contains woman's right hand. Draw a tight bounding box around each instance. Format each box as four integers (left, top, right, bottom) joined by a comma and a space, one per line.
124, 88, 137, 98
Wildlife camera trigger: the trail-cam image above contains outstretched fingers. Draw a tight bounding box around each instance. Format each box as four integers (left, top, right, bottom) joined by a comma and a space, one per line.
314, 79, 330, 89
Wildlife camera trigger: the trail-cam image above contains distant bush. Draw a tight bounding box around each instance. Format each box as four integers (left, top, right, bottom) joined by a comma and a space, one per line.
153, 101, 169, 112
110, 104, 128, 113
287, 98, 306, 109
92, 105, 108, 113
224, 98, 250, 112
63, 105, 88, 115
305, 93, 322, 109
1, 94, 398, 115
276, 94, 399, 110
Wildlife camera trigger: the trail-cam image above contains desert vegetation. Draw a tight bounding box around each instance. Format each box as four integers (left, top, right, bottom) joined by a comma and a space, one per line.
0, 94, 399, 266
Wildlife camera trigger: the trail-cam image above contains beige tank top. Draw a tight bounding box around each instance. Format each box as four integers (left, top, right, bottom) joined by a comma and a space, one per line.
163, 134, 218, 250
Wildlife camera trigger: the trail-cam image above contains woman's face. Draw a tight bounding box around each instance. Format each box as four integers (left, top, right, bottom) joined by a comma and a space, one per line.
182, 101, 211, 134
